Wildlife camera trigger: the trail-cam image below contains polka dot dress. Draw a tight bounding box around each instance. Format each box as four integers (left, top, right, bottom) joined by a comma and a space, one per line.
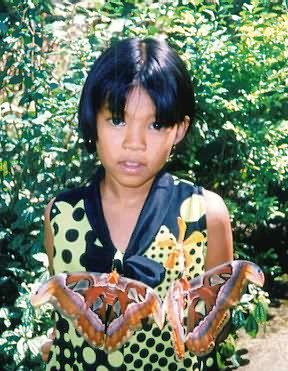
46, 174, 217, 370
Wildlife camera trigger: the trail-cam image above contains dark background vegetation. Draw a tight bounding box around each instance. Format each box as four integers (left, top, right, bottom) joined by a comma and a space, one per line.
0, 0, 287, 369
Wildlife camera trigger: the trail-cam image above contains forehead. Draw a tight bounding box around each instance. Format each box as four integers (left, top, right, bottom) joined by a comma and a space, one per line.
125, 87, 156, 119
101, 87, 156, 121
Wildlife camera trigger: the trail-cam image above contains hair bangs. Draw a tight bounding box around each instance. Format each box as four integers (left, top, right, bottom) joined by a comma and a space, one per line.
143, 83, 178, 128
100, 77, 181, 128
104, 81, 179, 128
104, 82, 131, 123
137, 68, 179, 127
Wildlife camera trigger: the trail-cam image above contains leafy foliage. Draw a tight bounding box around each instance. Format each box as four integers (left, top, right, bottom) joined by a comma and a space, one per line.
0, 0, 287, 368
216, 284, 269, 369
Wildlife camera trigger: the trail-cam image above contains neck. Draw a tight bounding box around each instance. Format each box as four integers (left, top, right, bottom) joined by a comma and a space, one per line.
100, 175, 154, 208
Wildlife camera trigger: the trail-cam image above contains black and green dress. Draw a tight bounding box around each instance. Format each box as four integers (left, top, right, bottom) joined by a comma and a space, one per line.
46, 167, 216, 371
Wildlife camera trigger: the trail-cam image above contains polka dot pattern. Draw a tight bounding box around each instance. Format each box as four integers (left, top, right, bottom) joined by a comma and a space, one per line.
108, 351, 124, 367
47, 181, 217, 370
72, 207, 85, 222
124, 218, 210, 370
206, 356, 214, 367
83, 346, 97, 364
65, 229, 79, 242
53, 222, 59, 236
52, 199, 94, 273
62, 249, 72, 264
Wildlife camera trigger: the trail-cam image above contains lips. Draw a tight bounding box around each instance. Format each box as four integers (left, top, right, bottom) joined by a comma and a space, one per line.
118, 160, 145, 174
122, 161, 142, 167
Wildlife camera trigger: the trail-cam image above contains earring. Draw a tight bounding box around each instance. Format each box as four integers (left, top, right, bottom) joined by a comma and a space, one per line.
167, 145, 176, 162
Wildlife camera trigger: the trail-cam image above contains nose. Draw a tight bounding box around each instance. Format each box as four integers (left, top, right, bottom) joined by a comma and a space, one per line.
122, 124, 146, 151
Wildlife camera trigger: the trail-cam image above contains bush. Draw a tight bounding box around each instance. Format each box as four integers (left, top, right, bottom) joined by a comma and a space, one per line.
0, 0, 287, 368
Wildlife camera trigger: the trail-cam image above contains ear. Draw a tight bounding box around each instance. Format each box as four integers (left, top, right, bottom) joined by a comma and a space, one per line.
173, 115, 190, 145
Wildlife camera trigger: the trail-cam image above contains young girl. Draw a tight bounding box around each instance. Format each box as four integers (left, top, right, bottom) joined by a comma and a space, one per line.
43, 37, 233, 371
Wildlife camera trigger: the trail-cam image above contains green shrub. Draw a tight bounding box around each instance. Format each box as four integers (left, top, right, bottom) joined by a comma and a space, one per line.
0, 0, 286, 368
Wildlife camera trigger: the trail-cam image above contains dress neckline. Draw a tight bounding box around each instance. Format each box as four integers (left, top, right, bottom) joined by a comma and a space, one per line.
80, 165, 206, 287
85, 165, 174, 259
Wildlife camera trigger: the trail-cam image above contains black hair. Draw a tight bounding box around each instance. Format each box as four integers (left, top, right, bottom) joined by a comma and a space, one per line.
78, 37, 195, 153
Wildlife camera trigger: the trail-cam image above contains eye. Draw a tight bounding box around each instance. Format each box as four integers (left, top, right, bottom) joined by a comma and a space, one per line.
150, 122, 165, 130
109, 118, 125, 127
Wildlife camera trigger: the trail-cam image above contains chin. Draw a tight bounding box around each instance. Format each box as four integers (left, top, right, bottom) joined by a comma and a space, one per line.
114, 171, 156, 189
118, 176, 153, 189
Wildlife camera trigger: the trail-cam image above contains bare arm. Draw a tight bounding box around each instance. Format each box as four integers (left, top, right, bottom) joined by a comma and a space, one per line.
42, 198, 57, 361
203, 190, 233, 271
44, 197, 56, 276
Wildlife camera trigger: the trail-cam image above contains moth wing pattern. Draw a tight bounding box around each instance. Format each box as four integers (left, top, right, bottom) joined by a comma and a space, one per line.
31, 271, 163, 352
164, 260, 265, 359
31, 260, 265, 359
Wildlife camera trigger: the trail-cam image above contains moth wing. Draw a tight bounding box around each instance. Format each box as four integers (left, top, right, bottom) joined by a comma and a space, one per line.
185, 260, 264, 356
185, 286, 230, 356
104, 276, 163, 352
31, 272, 92, 316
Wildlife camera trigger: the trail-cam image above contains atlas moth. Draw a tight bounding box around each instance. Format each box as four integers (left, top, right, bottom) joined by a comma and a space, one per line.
31, 217, 265, 359
163, 217, 265, 360
31, 270, 164, 352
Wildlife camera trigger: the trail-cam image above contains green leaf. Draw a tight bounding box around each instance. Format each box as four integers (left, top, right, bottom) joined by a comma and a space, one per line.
0, 17, 8, 35
219, 334, 236, 358
216, 350, 226, 369
24, 75, 34, 89
49, 82, 59, 90
232, 309, 246, 327
35, 34, 43, 47
9, 75, 23, 84
245, 314, 259, 337
19, 93, 32, 106
254, 301, 267, 323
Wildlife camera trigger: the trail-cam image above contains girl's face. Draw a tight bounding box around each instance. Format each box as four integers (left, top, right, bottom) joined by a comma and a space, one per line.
96, 87, 189, 190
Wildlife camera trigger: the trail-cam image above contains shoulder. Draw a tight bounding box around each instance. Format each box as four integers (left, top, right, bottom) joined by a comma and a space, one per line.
53, 182, 94, 204
46, 182, 95, 218
202, 189, 230, 224
43, 182, 94, 273
168, 174, 203, 195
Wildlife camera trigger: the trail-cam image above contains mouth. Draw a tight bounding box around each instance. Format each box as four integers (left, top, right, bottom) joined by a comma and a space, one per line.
118, 161, 145, 174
